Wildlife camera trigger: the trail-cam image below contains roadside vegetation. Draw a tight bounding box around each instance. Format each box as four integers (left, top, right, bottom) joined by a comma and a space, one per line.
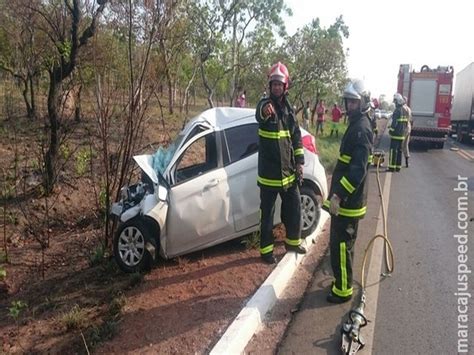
0, 0, 365, 352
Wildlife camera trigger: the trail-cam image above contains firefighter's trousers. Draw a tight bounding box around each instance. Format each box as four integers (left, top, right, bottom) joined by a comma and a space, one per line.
389, 139, 403, 170
402, 132, 410, 158
330, 215, 359, 298
259, 184, 301, 256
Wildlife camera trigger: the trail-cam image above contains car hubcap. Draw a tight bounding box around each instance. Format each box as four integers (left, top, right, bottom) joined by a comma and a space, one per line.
301, 195, 317, 231
118, 226, 145, 267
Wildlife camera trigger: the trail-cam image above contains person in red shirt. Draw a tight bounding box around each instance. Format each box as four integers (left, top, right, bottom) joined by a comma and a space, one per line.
312, 99, 326, 135
330, 103, 343, 137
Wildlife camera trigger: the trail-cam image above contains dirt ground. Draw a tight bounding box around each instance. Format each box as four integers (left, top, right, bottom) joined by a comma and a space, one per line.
0, 107, 330, 354
1, 218, 322, 354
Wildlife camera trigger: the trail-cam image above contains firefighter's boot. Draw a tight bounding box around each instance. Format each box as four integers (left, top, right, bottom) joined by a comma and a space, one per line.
327, 291, 352, 304
286, 244, 307, 254
261, 254, 277, 264
405, 157, 409, 168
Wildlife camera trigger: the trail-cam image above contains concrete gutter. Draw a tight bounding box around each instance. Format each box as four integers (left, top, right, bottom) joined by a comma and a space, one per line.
210, 210, 330, 355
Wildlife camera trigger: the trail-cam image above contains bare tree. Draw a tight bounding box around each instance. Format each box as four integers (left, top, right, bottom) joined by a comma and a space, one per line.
0, 0, 45, 119
29, 0, 109, 194
92, 0, 164, 245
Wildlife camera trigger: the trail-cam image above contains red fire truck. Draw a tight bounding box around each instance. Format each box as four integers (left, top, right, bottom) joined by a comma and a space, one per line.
397, 64, 454, 148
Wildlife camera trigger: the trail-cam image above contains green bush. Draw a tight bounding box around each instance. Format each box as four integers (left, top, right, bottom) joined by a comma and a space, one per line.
9, 300, 27, 322
76, 148, 93, 176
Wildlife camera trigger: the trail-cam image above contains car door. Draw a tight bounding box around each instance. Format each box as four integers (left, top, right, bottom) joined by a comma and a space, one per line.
163, 130, 234, 257
222, 123, 260, 232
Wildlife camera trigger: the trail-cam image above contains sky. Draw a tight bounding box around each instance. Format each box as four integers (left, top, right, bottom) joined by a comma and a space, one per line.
283, 0, 474, 101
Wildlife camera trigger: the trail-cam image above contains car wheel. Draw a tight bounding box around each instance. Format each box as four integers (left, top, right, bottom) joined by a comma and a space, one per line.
113, 218, 156, 273
300, 185, 322, 238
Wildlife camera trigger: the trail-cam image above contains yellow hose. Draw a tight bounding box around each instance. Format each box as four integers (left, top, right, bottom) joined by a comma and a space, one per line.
360, 152, 394, 290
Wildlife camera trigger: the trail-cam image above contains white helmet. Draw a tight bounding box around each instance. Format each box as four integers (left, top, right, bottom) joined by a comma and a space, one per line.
343, 79, 371, 114
393, 93, 405, 106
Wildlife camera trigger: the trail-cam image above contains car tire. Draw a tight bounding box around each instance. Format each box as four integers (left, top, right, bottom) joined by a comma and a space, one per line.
300, 185, 322, 238
113, 218, 157, 273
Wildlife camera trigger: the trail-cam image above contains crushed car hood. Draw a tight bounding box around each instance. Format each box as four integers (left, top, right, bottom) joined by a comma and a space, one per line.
133, 155, 158, 184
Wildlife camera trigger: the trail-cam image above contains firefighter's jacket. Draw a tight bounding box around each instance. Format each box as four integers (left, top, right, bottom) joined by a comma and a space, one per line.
323, 113, 373, 218
389, 105, 409, 140
256, 96, 305, 191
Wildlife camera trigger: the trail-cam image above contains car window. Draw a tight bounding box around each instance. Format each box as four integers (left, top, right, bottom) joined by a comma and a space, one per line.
175, 132, 217, 183
223, 123, 258, 165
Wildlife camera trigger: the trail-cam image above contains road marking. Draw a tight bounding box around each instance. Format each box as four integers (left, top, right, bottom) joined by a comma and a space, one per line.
457, 150, 474, 161
363, 172, 392, 354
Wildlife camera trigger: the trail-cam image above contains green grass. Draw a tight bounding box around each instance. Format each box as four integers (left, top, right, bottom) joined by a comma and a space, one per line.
311, 123, 347, 173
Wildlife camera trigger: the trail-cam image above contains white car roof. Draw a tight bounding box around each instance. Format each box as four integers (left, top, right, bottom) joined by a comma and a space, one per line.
185, 107, 256, 132
182, 106, 311, 137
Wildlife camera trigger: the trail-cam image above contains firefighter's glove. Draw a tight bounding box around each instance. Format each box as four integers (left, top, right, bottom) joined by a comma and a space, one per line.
296, 163, 303, 186
329, 194, 341, 216
262, 102, 276, 120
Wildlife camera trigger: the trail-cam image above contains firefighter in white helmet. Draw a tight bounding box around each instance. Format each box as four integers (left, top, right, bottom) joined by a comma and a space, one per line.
402, 95, 412, 167
322, 79, 374, 303
255, 62, 306, 264
388, 93, 409, 171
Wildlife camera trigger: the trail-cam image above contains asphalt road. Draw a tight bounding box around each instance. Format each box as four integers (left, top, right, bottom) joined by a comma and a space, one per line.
277, 133, 474, 354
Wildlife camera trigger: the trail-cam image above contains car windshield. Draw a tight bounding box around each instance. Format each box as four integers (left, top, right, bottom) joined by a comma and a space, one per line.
152, 134, 185, 174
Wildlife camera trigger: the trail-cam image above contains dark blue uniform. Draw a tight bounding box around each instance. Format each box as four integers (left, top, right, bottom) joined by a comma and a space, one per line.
255, 96, 305, 257
323, 111, 373, 299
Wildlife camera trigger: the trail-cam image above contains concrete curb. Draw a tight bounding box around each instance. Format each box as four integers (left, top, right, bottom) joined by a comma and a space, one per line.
210, 211, 330, 355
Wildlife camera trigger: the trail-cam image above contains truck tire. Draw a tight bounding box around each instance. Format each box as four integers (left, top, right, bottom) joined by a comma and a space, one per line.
456, 126, 464, 143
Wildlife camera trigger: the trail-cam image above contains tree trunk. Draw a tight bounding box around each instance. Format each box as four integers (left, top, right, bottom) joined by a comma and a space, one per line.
20, 77, 34, 119
75, 84, 82, 122
200, 61, 214, 108
44, 72, 60, 194
28, 74, 36, 119
229, 12, 237, 107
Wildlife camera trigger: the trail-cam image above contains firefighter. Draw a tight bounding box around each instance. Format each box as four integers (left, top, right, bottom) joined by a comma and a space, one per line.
323, 79, 374, 303
255, 61, 306, 264
402, 96, 412, 167
388, 93, 408, 172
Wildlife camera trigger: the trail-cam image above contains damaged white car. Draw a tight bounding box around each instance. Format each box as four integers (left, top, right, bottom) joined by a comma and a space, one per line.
112, 107, 328, 272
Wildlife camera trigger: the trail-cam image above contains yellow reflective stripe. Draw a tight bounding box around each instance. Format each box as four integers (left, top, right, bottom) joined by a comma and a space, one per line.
391, 135, 405, 140
340, 242, 347, 291
285, 238, 301, 246
323, 200, 367, 217
332, 284, 353, 297
294, 148, 304, 156
258, 129, 290, 139
368, 155, 373, 164
260, 245, 274, 255
338, 206, 366, 217
397, 118, 408, 122
338, 154, 351, 164
340, 176, 356, 194
258, 174, 296, 187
